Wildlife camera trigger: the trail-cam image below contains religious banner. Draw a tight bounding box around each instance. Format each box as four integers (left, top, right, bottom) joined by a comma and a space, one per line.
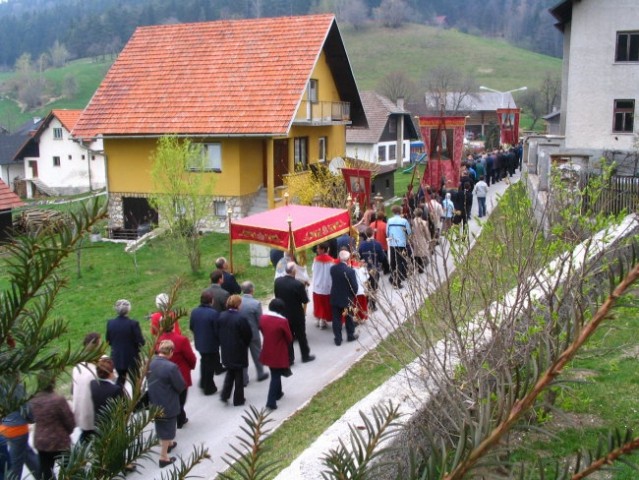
417, 115, 467, 191
496, 108, 520, 146
341, 167, 372, 210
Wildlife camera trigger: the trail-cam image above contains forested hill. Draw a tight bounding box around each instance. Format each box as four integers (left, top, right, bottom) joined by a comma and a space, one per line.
0, 0, 562, 68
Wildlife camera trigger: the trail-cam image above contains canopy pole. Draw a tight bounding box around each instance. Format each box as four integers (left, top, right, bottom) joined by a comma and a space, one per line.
227, 208, 234, 273
287, 214, 296, 263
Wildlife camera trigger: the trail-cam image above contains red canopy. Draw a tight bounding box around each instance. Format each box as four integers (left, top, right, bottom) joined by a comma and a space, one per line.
230, 205, 350, 252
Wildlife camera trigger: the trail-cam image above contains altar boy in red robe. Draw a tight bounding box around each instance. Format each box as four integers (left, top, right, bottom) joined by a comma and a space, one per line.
311, 242, 336, 329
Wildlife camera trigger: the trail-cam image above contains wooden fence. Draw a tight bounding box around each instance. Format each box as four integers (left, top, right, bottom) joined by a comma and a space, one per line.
581, 174, 639, 215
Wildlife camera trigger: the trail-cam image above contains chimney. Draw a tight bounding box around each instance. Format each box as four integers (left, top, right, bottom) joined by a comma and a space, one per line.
396, 96, 405, 110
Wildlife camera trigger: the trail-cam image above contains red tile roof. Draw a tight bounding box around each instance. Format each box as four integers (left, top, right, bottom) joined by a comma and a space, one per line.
73, 14, 337, 139
52, 109, 83, 132
0, 179, 23, 210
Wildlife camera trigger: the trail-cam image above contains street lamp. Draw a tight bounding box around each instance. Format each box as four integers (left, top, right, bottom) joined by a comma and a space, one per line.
479, 85, 528, 108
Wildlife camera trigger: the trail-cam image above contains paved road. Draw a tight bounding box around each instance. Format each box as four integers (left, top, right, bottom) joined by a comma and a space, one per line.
123, 174, 519, 480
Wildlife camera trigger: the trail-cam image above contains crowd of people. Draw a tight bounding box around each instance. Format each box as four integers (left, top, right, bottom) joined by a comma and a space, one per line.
0, 152, 517, 478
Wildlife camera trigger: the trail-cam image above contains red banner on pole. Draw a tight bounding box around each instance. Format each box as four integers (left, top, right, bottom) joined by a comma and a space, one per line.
341, 167, 372, 210
496, 108, 520, 146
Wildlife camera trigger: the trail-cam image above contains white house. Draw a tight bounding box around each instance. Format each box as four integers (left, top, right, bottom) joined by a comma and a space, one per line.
16, 110, 106, 197
346, 91, 418, 165
0, 118, 40, 191
549, 0, 639, 165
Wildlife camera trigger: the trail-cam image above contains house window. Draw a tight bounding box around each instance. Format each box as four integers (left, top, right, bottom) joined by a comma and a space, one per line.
53, 156, 61, 167
318, 137, 327, 162
378, 145, 386, 162
53, 127, 63, 140
91, 155, 96, 161
613, 99, 635, 133
389, 144, 397, 161
81, 154, 86, 160
308, 79, 318, 103
615, 31, 639, 62
214, 200, 227, 217
68, 155, 72, 160
388, 117, 397, 134
294, 137, 308, 170
193, 143, 221, 171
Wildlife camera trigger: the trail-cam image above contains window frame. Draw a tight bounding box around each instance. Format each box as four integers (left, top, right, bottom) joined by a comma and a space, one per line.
318, 136, 327, 162
53, 127, 63, 140
308, 79, 319, 104
377, 145, 386, 162
389, 144, 397, 161
214, 200, 227, 217
294, 137, 308, 171
53, 156, 61, 167
613, 99, 635, 133
615, 31, 639, 62
190, 143, 222, 172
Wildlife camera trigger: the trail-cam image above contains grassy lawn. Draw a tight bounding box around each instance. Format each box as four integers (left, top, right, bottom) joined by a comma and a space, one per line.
0, 227, 276, 347
507, 298, 639, 478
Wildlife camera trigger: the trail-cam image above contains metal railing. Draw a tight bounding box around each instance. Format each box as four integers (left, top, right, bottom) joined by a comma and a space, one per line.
294, 101, 350, 124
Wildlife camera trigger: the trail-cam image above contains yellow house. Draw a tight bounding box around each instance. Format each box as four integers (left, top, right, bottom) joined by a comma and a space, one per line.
72, 14, 366, 234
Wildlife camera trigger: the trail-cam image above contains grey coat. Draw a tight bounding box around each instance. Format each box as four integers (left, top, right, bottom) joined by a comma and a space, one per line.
239, 294, 263, 339
147, 355, 186, 418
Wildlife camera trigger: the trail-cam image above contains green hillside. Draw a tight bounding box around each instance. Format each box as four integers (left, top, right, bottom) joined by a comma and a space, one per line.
343, 23, 562, 92
0, 23, 561, 130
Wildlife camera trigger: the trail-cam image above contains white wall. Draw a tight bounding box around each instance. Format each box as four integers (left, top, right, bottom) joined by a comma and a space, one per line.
346, 140, 411, 164
564, 0, 639, 151
0, 163, 25, 190
31, 117, 106, 194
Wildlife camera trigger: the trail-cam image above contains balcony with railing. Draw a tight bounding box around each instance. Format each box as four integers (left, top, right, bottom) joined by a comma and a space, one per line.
293, 101, 351, 125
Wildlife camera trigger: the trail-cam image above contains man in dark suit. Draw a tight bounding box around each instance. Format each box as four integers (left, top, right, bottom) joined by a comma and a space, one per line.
358, 227, 388, 312
330, 250, 358, 346
274, 261, 315, 364
106, 299, 145, 386
216, 257, 241, 295
189, 290, 225, 395
206, 270, 230, 312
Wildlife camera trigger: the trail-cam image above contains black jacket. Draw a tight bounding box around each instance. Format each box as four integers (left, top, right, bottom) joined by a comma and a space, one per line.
217, 309, 252, 369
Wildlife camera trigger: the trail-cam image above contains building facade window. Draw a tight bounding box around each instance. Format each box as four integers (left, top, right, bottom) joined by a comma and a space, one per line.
318, 137, 327, 162
53, 127, 63, 140
191, 143, 222, 171
81, 154, 86, 160
294, 137, 308, 170
389, 144, 397, 161
308, 79, 318, 103
613, 99, 635, 133
615, 31, 639, 62
214, 200, 227, 217
378, 145, 386, 162
68, 155, 72, 160
53, 156, 61, 167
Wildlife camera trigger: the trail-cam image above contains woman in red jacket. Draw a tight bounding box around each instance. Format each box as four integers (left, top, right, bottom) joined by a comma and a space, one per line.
259, 298, 293, 410
158, 324, 196, 429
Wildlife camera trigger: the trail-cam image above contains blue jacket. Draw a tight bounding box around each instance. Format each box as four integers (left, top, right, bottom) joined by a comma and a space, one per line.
106, 315, 145, 372
330, 262, 357, 308
189, 303, 220, 353
358, 238, 387, 271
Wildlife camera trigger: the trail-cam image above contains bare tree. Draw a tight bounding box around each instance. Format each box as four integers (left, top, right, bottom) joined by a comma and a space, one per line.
374, 0, 412, 29
49, 40, 70, 68
340, 0, 369, 30
423, 65, 479, 114
337, 166, 639, 478
520, 71, 561, 130
376, 71, 419, 103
